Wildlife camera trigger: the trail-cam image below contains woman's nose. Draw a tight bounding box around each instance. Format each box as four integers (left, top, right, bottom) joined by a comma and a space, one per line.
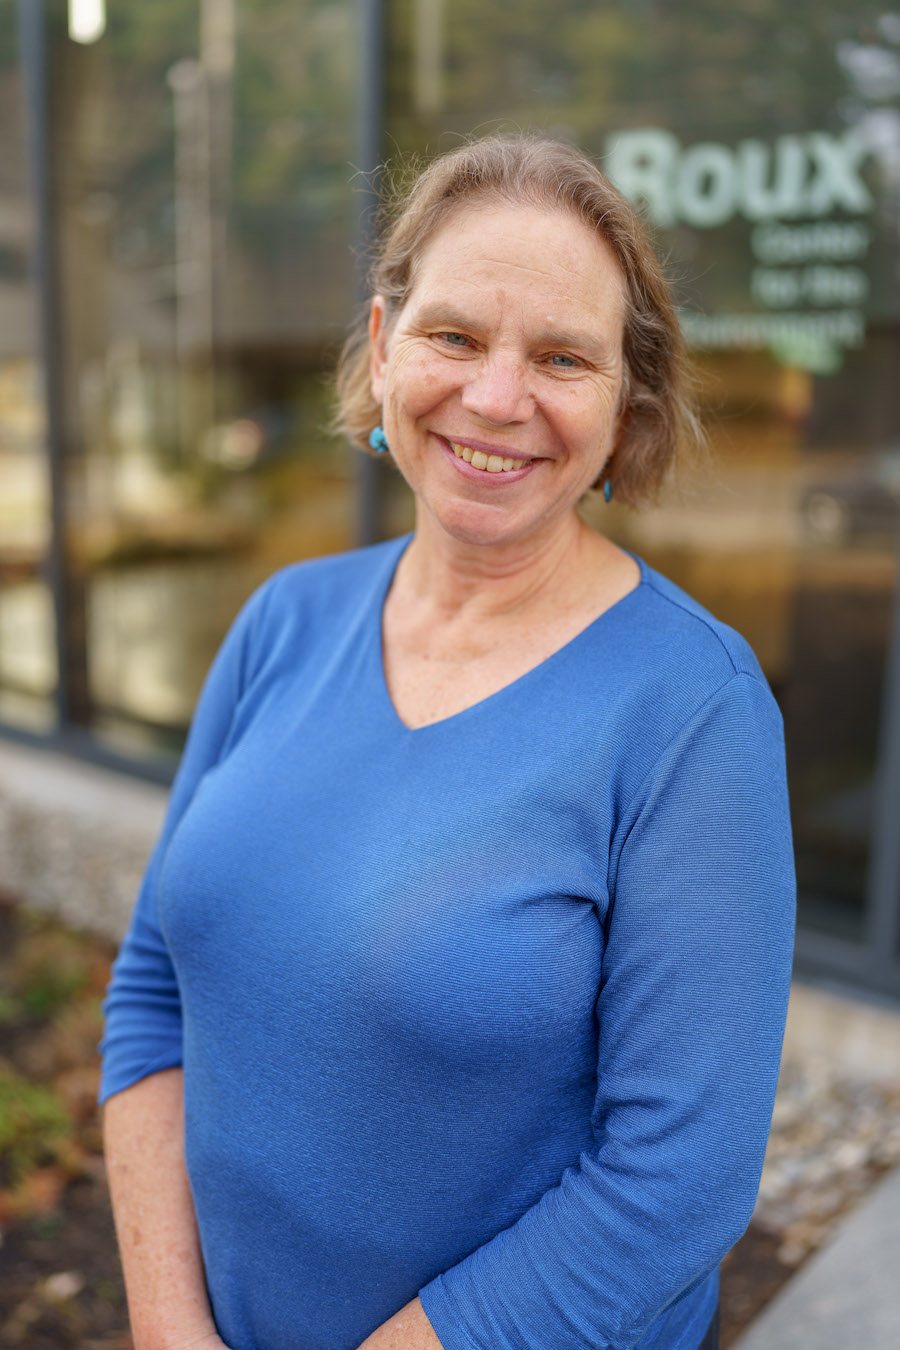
460, 355, 534, 424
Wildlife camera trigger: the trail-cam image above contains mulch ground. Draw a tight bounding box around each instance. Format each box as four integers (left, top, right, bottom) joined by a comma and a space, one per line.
0, 897, 810, 1349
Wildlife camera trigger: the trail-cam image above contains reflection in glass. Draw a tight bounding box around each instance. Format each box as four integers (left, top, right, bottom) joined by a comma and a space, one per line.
51, 1, 361, 757
0, 9, 56, 732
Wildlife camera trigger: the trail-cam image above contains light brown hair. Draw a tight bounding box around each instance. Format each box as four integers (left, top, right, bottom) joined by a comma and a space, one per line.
334, 133, 702, 506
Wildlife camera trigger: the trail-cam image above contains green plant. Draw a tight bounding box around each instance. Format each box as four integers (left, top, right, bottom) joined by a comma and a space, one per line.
0, 1065, 73, 1187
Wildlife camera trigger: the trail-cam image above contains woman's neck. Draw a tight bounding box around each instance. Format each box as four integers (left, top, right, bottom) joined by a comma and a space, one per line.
394, 509, 615, 628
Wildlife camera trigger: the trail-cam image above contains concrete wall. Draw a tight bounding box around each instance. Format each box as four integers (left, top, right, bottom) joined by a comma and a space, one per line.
0, 738, 166, 939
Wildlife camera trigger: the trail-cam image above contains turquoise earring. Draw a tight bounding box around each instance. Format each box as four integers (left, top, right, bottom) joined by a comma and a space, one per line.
603, 477, 613, 503
369, 425, 389, 455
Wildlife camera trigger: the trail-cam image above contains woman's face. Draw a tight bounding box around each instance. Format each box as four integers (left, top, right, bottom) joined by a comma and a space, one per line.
369, 201, 628, 552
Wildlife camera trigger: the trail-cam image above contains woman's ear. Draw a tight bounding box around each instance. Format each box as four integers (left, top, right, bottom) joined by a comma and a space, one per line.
369, 296, 389, 404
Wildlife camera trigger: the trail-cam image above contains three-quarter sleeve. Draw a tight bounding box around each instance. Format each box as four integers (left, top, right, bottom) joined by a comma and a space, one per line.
418, 671, 796, 1350
98, 576, 274, 1104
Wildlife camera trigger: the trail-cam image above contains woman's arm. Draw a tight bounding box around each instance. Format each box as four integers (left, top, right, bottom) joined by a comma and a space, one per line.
100, 579, 281, 1344
103, 1069, 227, 1350
409, 672, 796, 1350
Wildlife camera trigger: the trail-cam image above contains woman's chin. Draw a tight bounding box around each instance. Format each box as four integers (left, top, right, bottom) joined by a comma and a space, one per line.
422, 496, 564, 551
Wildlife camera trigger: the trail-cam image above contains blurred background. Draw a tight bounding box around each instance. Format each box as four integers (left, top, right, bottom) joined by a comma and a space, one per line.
2, 3, 900, 988
2, 4, 900, 1347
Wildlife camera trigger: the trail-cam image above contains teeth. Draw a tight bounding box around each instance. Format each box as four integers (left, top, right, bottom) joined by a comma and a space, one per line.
449, 441, 529, 473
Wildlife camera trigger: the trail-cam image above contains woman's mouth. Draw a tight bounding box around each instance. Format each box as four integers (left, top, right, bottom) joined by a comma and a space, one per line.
445, 439, 533, 474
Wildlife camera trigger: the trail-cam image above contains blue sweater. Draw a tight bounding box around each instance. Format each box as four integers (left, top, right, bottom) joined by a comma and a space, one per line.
100, 535, 796, 1350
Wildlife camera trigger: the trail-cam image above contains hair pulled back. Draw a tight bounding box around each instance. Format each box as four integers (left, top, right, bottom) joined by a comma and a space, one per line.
334, 133, 702, 507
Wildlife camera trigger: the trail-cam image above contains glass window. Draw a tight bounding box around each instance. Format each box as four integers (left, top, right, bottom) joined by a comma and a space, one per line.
386, 0, 900, 944
50, 0, 361, 760
0, 6, 56, 732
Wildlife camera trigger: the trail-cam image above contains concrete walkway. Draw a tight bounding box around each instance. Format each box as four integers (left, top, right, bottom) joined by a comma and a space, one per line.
733, 1160, 900, 1349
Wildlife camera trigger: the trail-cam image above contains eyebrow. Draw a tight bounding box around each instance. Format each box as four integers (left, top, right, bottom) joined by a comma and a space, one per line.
411, 303, 616, 358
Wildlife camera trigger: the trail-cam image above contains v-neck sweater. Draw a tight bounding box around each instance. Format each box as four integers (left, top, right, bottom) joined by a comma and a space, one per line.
100, 534, 796, 1350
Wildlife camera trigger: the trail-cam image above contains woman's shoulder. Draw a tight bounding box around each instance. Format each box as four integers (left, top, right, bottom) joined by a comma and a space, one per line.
626, 551, 769, 689
216, 537, 406, 682
238, 535, 406, 636
584, 555, 789, 828
264, 535, 407, 604
585, 551, 785, 767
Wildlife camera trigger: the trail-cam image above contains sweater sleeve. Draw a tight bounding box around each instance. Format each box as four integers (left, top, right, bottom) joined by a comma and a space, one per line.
418, 671, 796, 1350
98, 576, 275, 1105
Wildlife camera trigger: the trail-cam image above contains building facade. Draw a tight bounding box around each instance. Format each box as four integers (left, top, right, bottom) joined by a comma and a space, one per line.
2, 0, 900, 997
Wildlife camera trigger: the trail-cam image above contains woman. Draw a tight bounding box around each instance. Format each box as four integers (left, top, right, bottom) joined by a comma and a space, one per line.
100, 135, 795, 1350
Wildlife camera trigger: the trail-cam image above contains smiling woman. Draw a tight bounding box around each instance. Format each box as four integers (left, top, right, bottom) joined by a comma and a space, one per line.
100, 135, 794, 1350
337, 136, 702, 510
367, 203, 627, 553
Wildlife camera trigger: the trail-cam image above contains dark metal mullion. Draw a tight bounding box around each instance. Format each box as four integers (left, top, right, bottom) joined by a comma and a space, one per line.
354, 0, 385, 547
18, 0, 83, 731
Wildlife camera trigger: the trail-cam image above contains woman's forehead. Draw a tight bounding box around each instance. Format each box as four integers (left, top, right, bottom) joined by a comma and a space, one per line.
406, 201, 627, 331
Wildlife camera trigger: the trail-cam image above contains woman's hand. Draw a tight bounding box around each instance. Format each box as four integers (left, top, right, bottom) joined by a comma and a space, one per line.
356, 1296, 444, 1350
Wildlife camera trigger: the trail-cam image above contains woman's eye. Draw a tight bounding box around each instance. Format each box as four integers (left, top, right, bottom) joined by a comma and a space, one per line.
548, 353, 579, 368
